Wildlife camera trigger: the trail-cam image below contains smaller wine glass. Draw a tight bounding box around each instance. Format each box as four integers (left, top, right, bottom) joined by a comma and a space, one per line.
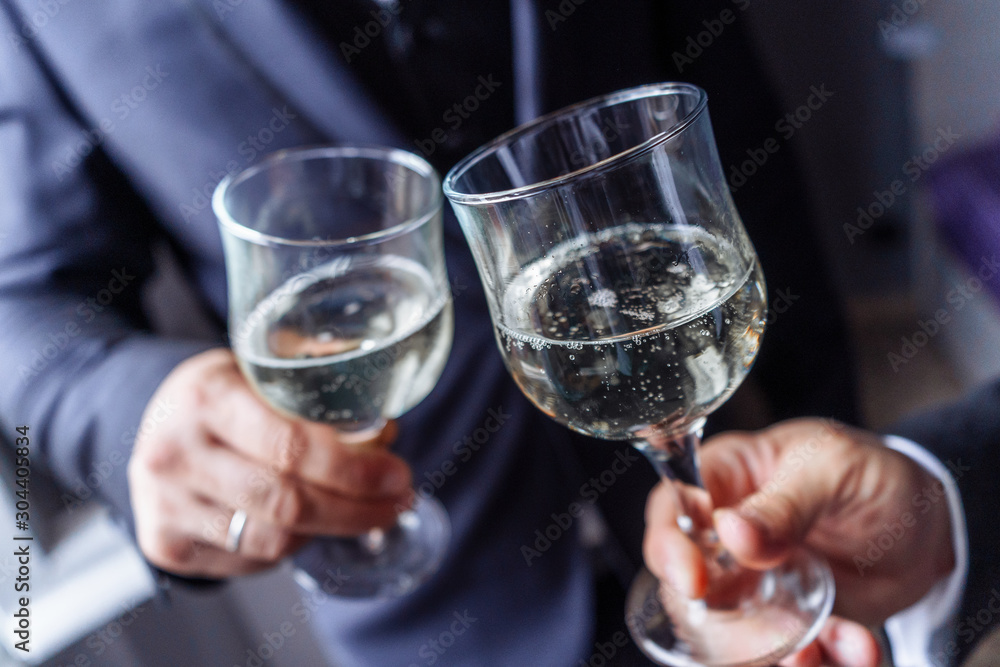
444, 83, 834, 666
214, 145, 453, 598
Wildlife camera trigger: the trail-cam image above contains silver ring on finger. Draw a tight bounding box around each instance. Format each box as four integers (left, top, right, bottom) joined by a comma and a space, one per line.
225, 509, 248, 553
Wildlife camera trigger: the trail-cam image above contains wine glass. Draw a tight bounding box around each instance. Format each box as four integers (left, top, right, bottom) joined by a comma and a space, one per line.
443, 84, 833, 665
214, 145, 453, 598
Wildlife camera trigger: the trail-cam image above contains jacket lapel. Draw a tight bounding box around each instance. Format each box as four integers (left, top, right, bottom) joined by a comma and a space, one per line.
188, 0, 405, 147
10, 0, 403, 239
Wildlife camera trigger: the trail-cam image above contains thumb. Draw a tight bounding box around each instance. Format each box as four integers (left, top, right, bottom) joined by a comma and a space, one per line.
714, 481, 826, 570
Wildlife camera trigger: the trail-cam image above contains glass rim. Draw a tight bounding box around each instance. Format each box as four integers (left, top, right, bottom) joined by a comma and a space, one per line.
442, 82, 708, 206
213, 144, 443, 248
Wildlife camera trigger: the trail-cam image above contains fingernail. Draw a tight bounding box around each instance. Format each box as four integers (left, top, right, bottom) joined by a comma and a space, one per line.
835, 639, 864, 667
662, 555, 693, 598
663, 567, 684, 596
712, 508, 734, 530
833, 622, 875, 667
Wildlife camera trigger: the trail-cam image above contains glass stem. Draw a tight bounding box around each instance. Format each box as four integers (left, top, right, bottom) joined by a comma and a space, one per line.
339, 420, 393, 556
631, 419, 707, 536
632, 426, 704, 488
631, 419, 748, 606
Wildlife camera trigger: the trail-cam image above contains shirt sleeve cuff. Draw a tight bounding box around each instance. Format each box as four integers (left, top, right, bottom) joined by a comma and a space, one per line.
882, 435, 969, 667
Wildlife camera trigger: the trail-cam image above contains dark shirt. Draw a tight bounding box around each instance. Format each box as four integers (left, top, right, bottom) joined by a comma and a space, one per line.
292, 0, 518, 171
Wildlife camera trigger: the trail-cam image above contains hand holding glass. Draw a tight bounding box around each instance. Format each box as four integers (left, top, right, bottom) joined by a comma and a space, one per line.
215, 146, 453, 598
444, 84, 833, 666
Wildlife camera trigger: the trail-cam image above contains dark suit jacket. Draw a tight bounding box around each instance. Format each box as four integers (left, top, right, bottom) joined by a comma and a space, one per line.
0, 1, 858, 664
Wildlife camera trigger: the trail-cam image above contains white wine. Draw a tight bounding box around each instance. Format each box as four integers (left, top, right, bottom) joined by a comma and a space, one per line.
235, 255, 453, 430
499, 223, 765, 440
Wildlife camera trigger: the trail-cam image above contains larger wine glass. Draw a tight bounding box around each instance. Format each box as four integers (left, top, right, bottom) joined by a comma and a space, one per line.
443, 84, 833, 666
214, 145, 453, 598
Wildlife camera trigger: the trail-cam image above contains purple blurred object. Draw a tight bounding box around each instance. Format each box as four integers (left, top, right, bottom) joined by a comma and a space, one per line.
927, 135, 1000, 304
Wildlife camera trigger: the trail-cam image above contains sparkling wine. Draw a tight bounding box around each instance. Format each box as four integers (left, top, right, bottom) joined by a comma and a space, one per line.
235, 255, 453, 430
498, 223, 765, 440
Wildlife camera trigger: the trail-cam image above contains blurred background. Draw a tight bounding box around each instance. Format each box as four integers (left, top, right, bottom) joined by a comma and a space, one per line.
749, 0, 1000, 434
2, 0, 999, 665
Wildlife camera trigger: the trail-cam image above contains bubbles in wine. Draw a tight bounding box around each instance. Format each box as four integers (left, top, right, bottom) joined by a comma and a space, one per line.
498, 223, 765, 440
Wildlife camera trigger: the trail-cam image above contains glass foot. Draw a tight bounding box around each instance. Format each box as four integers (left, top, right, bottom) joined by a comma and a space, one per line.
626, 549, 834, 667
292, 496, 450, 599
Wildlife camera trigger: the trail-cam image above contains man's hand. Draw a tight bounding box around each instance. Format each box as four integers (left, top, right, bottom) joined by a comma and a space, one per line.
127, 348, 413, 578
643, 418, 956, 666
